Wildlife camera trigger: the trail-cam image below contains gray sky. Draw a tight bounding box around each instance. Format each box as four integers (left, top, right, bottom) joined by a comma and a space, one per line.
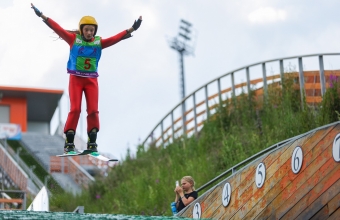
1, 0, 340, 159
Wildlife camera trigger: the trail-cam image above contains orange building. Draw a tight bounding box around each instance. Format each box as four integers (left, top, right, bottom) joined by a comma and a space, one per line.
0, 86, 63, 134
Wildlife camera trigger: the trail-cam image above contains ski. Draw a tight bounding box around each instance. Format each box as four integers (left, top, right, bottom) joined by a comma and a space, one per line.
56, 149, 93, 157
88, 151, 118, 162
56, 150, 118, 161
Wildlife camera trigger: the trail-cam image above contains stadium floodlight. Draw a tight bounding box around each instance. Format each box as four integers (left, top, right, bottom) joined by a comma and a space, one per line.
168, 19, 196, 135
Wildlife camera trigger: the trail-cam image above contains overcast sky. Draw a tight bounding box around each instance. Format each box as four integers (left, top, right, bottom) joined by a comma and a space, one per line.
1, 0, 340, 159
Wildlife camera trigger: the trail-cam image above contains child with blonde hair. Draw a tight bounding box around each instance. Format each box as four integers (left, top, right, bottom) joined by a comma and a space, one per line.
173, 176, 198, 213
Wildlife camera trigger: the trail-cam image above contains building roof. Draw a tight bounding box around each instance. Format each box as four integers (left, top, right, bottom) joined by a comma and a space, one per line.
0, 86, 63, 122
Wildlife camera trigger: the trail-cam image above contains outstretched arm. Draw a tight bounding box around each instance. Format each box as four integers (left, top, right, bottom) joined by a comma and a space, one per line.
30, 3, 75, 46
101, 16, 143, 48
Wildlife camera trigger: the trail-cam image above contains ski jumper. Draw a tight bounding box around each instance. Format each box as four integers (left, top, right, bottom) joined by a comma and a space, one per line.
45, 18, 128, 133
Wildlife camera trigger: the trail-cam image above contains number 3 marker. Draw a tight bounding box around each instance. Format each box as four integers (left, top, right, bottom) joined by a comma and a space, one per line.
192, 202, 201, 219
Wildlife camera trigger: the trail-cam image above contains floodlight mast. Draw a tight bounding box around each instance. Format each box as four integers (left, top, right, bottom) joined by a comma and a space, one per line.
169, 19, 194, 136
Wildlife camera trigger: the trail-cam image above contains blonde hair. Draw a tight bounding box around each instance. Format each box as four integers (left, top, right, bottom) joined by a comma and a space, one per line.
55, 29, 80, 41
66, 29, 80, 35
182, 176, 195, 191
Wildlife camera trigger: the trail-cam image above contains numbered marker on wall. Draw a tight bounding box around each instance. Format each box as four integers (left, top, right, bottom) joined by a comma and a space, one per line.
333, 133, 340, 162
255, 162, 266, 188
192, 202, 201, 219
291, 146, 303, 174
222, 182, 231, 207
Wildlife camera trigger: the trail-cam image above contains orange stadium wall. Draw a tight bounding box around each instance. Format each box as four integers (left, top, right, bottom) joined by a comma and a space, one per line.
0, 97, 27, 132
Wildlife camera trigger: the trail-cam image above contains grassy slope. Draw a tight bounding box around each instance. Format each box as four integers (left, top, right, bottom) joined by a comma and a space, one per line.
49, 76, 340, 215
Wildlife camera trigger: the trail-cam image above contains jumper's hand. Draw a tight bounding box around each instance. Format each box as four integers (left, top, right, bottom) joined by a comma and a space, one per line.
31, 3, 42, 17
132, 16, 142, 31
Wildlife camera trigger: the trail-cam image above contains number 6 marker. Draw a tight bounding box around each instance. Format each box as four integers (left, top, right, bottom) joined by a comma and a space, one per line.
291, 146, 303, 174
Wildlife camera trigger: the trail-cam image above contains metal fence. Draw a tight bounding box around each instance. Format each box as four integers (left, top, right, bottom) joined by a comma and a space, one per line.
142, 53, 340, 148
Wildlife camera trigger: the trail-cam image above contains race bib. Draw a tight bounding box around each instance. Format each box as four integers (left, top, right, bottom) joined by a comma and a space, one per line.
76, 57, 97, 72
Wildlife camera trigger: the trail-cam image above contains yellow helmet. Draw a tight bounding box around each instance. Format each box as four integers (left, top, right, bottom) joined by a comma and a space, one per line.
79, 16, 98, 36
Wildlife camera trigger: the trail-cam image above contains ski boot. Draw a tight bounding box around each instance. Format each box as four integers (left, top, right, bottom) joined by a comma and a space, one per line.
87, 143, 98, 152
64, 130, 76, 154
87, 128, 98, 152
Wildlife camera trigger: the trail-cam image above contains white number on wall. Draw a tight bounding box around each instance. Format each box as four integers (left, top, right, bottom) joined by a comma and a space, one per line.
192, 202, 201, 219
255, 162, 266, 188
333, 133, 340, 162
291, 146, 303, 174
222, 182, 231, 207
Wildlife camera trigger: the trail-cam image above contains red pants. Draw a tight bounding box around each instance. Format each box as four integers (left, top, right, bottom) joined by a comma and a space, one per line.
64, 75, 100, 133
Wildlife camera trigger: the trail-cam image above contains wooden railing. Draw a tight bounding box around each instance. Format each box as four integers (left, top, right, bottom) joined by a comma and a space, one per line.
142, 53, 340, 148
0, 144, 28, 191
0, 198, 24, 210
178, 121, 340, 219
4, 145, 44, 195
49, 156, 95, 188
0, 190, 26, 210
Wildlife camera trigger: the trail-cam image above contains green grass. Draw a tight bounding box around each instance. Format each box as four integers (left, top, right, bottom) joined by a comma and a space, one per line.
49, 74, 340, 215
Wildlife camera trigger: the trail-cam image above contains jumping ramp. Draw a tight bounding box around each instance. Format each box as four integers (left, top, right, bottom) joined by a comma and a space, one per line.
178, 122, 340, 219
